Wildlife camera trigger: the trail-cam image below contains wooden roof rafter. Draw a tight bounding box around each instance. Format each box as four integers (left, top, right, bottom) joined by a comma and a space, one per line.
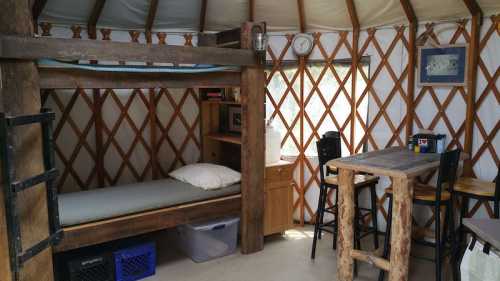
199, 0, 208, 32
31, 0, 48, 25
88, 0, 107, 39
345, 0, 360, 31
297, 0, 306, 33
249, 0, 255, 21
399, 0, 417, 25
145, 0, 159, 35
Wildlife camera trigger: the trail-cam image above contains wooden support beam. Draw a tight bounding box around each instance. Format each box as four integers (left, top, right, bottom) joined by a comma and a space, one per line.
31, 0, 48, 25
38, 68, 242, 89
0, 35, 258, 66
199, 0, 208, 32
145, 0, 159, 34
297, 0, 306, 33
462, 1, 482, 176
88, 0, 106, 39
249, 0, 255, 21
346, 0, 360, 154
240, 22, 265, 254
337, 168, 355, 281
0, 1, 54, 281
399, 0, 418, 143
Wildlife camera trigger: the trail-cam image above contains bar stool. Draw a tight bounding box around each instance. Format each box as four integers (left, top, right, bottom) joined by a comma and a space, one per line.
455, 167, 499, 248
311, 133, 380, 259
379, 149, 461, 281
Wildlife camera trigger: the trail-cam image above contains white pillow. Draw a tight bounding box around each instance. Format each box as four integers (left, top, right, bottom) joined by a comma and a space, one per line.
169, 163, 241, 190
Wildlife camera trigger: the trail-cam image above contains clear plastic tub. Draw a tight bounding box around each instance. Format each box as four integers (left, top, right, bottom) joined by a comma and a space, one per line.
175, 217, 239, 262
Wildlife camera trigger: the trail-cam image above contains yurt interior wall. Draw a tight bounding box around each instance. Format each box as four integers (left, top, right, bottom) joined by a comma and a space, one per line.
37, 1, 499, 229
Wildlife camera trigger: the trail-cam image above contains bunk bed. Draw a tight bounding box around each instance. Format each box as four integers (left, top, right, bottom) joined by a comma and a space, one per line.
0, 22, 266, 255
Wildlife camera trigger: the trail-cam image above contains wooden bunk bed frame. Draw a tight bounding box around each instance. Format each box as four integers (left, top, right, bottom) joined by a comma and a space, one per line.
0, 21, 266, 277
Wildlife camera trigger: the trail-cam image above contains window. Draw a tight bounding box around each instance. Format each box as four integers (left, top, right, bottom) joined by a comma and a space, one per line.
265, 59, 369, 157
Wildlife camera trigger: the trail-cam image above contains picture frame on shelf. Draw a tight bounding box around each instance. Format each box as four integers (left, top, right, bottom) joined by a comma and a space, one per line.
418, 44, 468, 86
228, 105, 242, 134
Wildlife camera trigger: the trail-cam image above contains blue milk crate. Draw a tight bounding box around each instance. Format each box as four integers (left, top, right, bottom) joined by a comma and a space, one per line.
114, 242, 156, 281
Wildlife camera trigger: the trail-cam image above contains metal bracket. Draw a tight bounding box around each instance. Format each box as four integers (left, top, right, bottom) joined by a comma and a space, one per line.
0, 109, 62, 281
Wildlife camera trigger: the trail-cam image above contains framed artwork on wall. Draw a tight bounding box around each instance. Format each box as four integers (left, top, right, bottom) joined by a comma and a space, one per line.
228, 105, 242, 133
418, 44, 468, 86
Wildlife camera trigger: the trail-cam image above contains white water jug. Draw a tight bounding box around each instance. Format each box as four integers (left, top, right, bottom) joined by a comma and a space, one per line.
265, 119, 282, 165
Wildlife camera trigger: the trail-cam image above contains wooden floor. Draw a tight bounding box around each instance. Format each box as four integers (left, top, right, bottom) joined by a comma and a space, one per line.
145, 226, 451, 281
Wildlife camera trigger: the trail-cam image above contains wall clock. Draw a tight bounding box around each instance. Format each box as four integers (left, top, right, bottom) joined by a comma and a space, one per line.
292, 33, 314, 57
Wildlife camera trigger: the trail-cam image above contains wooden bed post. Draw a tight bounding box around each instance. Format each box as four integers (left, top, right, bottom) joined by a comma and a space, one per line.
240, 22, 265, 254
0, 1, 54, 281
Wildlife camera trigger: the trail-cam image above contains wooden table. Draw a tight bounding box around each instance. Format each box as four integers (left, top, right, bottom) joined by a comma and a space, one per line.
327, 147, 443, 281
463, 219, 500, 251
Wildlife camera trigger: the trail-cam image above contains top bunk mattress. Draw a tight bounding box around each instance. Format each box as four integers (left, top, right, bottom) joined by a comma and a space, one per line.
58, 178, 240, 227
38, 59, 240, 73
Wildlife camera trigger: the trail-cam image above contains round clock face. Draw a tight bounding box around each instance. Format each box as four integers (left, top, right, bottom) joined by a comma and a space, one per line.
292, 34, 314, 56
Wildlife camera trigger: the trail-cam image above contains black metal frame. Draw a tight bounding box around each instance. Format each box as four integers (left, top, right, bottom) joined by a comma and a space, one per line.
311, 132, 379, 260
0, 109, 63, 281
379, 149, 461, 281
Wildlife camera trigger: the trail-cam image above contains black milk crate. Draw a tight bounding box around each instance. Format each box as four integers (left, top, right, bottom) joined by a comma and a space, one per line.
114, 242, 156, 281
67, 253, 115, 281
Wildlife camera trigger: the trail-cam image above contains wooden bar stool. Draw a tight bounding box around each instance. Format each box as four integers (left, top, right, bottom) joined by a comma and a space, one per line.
311, 133, 380, 259
379, 149, 461, 281
455, 167, 499, 248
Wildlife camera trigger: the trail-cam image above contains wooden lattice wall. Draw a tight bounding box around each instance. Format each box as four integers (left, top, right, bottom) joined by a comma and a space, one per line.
37, 17, 498, 226
266, 16, 499, 226
38, 23, 201, 193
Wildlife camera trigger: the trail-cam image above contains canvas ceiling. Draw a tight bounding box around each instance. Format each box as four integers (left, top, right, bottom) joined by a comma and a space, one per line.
39, 0, 500, 32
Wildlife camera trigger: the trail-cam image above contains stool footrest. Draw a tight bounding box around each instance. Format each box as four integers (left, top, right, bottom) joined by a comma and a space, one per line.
351, 249, 390, 271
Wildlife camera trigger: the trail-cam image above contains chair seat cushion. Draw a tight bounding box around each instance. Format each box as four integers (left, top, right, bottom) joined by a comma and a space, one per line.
385, 184, 451, 201
454, 177, 495, 197
325, 174, 379, 187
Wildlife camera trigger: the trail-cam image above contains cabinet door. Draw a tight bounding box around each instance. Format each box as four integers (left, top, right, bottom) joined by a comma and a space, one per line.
264, 185, 292, 236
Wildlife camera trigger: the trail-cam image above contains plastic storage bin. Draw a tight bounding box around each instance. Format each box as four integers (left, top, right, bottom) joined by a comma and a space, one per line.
114, 242, 156, 281
176, 217, 240, 262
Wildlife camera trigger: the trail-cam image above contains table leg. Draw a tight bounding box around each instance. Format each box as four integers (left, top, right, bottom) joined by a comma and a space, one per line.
389, 177, 414, 281
337, 168, 355, 281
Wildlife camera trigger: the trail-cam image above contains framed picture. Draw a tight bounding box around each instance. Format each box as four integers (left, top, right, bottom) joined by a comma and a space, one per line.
228, 105, 242, 133
418, 44, 468, 86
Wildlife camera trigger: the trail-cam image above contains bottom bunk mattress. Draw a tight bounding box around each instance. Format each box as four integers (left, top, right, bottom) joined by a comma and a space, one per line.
58, 178, 241, 227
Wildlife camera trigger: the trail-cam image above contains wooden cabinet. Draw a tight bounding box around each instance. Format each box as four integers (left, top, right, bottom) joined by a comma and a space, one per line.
264, 160, 294, 236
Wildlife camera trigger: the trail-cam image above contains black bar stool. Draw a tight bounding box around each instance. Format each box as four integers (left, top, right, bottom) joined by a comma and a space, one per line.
311, 132, 380, 259
379, 149, 461, 281
455, 167, 499, 249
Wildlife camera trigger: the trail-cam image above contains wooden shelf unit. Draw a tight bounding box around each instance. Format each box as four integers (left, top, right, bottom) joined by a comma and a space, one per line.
202, 100, 241, 106
206, 133, 242, 144
200, 91, 242, 171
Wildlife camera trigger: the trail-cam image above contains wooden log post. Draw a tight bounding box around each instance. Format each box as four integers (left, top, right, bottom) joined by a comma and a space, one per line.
239, 22, 265, 254
0, 1, 54, 281
388, 177, 414, 281
337, 168, 355, 281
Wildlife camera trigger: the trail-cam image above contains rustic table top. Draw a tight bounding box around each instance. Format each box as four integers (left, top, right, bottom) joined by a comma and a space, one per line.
463, 219, 500, 251
327, 147, 442, 178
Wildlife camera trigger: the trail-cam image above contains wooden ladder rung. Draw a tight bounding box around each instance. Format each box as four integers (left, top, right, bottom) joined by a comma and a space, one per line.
351, 249, 390, 271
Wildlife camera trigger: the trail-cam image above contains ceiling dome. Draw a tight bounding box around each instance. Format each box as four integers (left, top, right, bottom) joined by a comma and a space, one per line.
39, 0, 500, 32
